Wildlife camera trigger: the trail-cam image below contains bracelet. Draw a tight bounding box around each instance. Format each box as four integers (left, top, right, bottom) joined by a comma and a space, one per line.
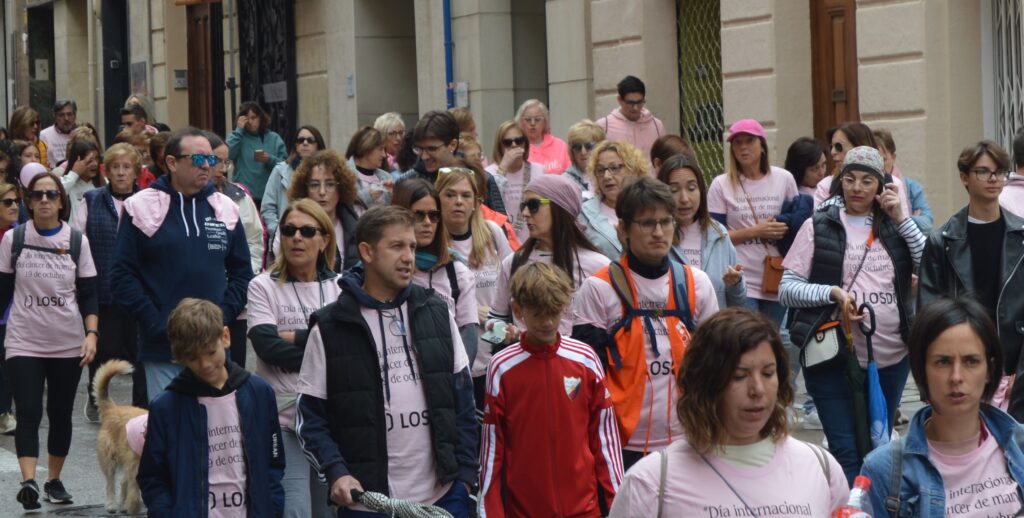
86, 329, 100, 337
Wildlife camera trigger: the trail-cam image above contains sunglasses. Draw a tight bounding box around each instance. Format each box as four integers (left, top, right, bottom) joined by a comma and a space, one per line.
519, 197, 550, 214
179, 154, 220, 168
413, 210, 442, 223
29, 190, 60, 201
295, 137, 317, 145
0, 199, 18, 207
280, 224, 322, 238
571, 142, 595, 153
501, 137, 527, 148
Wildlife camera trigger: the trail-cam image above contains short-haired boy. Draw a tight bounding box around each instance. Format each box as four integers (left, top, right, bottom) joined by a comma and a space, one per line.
138, 298, 285, 517
480, 263, 623, 517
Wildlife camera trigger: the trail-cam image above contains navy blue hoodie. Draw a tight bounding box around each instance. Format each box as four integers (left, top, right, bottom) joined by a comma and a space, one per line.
111, 175, 253, 363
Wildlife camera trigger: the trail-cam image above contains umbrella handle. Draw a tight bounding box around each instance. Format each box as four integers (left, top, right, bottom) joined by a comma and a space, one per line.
350, 489, 365, 503
858, 302, 877, 362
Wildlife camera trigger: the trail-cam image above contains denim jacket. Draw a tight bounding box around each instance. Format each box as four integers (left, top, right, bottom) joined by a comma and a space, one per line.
579, 196, 622, 261
670, 220, 746, 309
860, 404, 1024, 517
904, 177, 934, 235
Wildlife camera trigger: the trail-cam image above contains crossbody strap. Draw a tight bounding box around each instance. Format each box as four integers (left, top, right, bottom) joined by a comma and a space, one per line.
657, 449, 668, 518
737, 179, 773, 256
698, 452, 758, 517
805, 441, 831, 484
884, 436, 904, 514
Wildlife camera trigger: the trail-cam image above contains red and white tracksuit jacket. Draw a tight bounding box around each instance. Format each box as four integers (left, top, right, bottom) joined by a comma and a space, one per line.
479, 334, 624, 518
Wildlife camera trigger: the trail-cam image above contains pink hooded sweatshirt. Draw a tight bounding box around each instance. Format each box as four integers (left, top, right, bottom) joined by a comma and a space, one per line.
1001, 173, 1024, 217
596, 108, 666, 158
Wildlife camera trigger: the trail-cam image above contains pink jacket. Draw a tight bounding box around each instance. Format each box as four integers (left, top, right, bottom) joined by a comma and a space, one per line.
530, 134, 571, 175
596, 108, 666, 158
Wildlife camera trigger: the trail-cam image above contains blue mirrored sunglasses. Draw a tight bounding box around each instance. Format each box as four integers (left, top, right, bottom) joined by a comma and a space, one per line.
179, 154, 219, 168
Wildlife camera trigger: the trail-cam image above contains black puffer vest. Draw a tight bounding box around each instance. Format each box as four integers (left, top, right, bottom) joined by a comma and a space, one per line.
789, 206, 915, 347
310, 284, 457, 495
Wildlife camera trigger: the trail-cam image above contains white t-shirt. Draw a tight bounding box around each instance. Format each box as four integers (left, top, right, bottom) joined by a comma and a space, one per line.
783, 211, 905, 368
201, 391, 248, 518
412, 260, 478, 329
491, 247, 610, 337
677, 222, 703, 269
707, 167, 798, 300
573, 265, 718, 451
609, 437, 849, 517
928, 424, 1022, 516
246, 272, 343, 428
0, 221, 98, 359
297, 302, 470, 508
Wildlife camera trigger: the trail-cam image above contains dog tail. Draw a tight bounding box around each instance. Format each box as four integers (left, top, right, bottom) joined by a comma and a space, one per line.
93, 360, 134, 410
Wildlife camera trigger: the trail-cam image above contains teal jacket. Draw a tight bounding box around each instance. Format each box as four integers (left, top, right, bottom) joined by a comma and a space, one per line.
227, 127, 287, 201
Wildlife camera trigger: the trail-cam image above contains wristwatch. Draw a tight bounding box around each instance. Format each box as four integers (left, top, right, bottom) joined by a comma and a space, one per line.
85, 329, 100, 338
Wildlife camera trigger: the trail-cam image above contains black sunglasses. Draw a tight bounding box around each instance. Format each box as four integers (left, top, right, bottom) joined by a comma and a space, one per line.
501, 137, 527, 148
519, 197, 550, 214
280, 224, 322, 238
29, 190, 60, 201
0, 199, 18, 207
413, 210, 442, 223
295, 137, 317, 145
571, 142, 595, 153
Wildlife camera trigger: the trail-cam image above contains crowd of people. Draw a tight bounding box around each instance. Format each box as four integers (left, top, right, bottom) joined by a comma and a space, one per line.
0, 73, 1020, 517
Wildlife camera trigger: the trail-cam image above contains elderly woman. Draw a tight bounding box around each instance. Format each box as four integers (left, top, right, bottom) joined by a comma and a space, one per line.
516, 99, 570, 174
373, 112, 406, 174
248, 199, 339, 518
8, 107, 46, 169
263, 125, 326, 240
563, 119, 605, 199
780, 146, 926, 484
579, 140, 649, 260
75, 143, 146, 419
861, 298, 1024, 517
609, 308, 849, 516
345, 126, 394, 208
487, 120, 546, 243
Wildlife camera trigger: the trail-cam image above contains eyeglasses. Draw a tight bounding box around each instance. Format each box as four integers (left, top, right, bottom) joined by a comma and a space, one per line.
519, 197, 550, 214
631, 217, 676, 233
295, 137, 317, 145
386, 130, 404, 139
522, 117, 545, 125
594, 163, 627, 177
178, 154, 219, 168
832, 142, 845, 153
571, 142, 595, 153
413, 144, 446, 155
840, 174, 879, 189
501, 137, 527, 148
280, 224, 323, 238
623, 99, 646, 108
0, 199, 18, 207
969, 167, 1011, 181
29, 190, 60, 201
413, 210, 442, 223
307, 181, 338, 192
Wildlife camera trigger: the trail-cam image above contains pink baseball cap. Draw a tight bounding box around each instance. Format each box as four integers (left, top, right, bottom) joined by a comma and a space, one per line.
726, 119, 766, 142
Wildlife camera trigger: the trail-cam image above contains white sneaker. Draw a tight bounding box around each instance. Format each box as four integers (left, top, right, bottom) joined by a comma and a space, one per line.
802, 409, 823, 430
0, 412, 15, 435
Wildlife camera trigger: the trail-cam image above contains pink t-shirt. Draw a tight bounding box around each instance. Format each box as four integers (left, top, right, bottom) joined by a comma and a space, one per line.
1000, 175, 1024, 217
126, 413, 148, 457
609, 437, 849, 517
412, 261, 478, 329
573, 265, 718, 451
928, 426, 1021, 516
707, 167, 798, 300
492, 248, 610, 337
297, 303, 470, 508
450, 222, 515, 377
0, 222, 98, 359
783, 211, 905, 368
530, 134, 571, 175
677, 222, 702, 268
487, 162, 546, 244
246, 272, 343, 429
200, 392, 247, 518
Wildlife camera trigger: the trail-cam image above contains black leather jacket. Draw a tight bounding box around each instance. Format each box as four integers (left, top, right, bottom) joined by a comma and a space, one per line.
918, 207, 1024, 416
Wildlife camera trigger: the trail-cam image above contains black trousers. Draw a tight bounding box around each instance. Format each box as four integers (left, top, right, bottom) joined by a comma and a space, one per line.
87, 304, 147, 408
229, 318, 248, 369
8, 356, 81, 458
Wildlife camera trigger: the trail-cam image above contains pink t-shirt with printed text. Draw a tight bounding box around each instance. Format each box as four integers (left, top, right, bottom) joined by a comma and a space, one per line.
246, 272, 343, 429
412, 261, 478, 329
201, 392, 247, 518
573, 265, 718, 451
928, 426, 1021, 516
297, 303, 469, 508
491, 248, 610, 337
677, 222, 702, 268
609, 437, 849, 517
783, 211, 905, 368
0, 221, 98, 359
707, 167, 798, 300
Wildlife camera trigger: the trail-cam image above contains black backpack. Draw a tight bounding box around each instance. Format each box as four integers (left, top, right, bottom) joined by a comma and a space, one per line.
9, 224, 83, 272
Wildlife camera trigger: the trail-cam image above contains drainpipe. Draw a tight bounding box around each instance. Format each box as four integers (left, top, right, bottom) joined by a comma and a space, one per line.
442, 0, 453, 108
88, 0, 98, 133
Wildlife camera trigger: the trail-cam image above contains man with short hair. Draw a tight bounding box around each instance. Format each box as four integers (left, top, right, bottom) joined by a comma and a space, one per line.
120, 105, 157, 135
999, 128, 1024, 216
918, 140, 1024, 420
595, 76, 666, 158
111, 127, 253, 401
39, 99, 77, 165
297, 205, 478, 517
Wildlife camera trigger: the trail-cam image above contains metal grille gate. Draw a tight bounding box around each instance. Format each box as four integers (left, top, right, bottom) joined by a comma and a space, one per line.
993, 0, 1024, 152
677, 0, 725, 179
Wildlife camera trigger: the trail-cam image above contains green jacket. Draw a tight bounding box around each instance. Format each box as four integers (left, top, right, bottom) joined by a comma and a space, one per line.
226, 127, 287, 201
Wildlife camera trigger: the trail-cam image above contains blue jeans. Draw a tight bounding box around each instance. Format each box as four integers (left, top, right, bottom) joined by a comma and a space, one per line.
805, 356, 909, 486
282, 429, 332, 518
143, 362, 184, 402
336, 481, 472, 518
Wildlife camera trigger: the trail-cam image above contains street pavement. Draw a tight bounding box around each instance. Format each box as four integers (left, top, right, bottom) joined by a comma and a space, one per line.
0, 348, 926, 517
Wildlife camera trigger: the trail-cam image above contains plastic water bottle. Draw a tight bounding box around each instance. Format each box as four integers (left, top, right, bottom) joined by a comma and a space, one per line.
832, 475, 872, 517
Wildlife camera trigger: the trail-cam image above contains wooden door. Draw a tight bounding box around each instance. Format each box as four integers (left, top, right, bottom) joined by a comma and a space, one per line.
187, 3, 214, 130
810, 0, 859, 142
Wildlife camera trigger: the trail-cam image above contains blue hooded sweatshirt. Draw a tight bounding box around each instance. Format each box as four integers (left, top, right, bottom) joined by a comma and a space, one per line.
111, 175, 253, 363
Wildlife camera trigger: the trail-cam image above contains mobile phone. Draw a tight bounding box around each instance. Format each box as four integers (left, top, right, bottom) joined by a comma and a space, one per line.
480, 322, 507, 345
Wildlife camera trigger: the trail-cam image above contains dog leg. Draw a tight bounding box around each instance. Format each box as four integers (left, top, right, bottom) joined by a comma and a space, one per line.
99, 454, 117, 513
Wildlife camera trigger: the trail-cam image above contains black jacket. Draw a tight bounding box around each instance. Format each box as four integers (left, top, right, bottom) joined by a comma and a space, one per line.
918, 207, 1024, 383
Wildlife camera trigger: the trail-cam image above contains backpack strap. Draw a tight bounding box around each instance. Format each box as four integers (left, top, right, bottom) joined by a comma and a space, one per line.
444, 261, 460, 306
656, 449, 668, 518
10, 225, 82, 272
804, 441, 831, 485
9, 224, 25, 271
884, 435, 904, 515
668, 259, 697, 333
